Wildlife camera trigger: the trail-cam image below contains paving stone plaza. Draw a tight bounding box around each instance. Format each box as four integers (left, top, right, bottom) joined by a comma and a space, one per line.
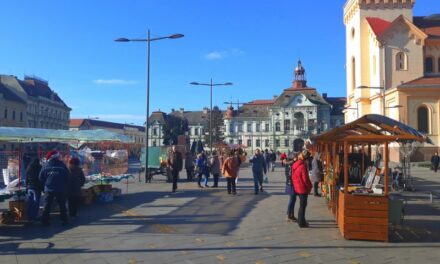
1, 164, 440, 264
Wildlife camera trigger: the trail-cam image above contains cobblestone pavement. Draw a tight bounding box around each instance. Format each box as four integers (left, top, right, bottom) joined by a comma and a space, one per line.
1, 164, 440, 264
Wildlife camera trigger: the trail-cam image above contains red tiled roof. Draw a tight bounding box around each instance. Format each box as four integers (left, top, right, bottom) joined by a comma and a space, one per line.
245, 99, 275, 105
69, 119, 85, 127
398, 76, 440, 87
366, 17, 392, 37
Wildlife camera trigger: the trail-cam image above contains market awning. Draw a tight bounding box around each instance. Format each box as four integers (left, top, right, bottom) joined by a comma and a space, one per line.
0, 127, 134, 145
312, 114, 432, 144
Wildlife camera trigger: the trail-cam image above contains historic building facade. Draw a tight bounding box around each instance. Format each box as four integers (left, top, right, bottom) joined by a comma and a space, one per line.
343, 0, 440, 159
223, 61, 346, 154
0, 75, 71, 130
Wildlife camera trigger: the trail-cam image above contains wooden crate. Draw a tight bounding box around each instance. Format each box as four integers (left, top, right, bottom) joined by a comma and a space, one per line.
338, 191, 389, 242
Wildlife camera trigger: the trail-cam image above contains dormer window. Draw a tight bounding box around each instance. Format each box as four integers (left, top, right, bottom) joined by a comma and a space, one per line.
396, 52, 407, 71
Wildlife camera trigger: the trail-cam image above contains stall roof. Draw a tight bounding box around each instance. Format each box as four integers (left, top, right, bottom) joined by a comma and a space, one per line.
0, 127, 134, 145
312, 114, 432, 144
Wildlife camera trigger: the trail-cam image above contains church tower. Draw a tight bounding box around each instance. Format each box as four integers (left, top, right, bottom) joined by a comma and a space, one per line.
343, 0, 416, 122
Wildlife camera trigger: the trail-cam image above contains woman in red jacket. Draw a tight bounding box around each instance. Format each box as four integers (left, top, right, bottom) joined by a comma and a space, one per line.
291, 149, 312, 228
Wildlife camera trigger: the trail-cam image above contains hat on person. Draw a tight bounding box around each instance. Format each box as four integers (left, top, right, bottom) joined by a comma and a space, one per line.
45, 150, 60, 160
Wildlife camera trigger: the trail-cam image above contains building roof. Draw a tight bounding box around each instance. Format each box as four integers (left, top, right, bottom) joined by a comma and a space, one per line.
414, 15, 440, 39
69, 118, 145, 132
244, 99, 276, 106
0, 80, 27, 104
18, 78, 69, 108
325, 97, 347, 116
366, 17, 392, 37
148, 111, 167, 125
273, 87, 330, 107
398, 76, 440, 88
169, 110, 210, 125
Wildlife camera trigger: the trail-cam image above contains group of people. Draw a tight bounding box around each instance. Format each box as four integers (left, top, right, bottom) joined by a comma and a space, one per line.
25, 150, 85, 226
167, 145, 278, 195
282, 149, 323, 228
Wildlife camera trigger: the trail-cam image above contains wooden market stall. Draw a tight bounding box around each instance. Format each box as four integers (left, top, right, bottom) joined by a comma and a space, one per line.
312, 114, 431, 242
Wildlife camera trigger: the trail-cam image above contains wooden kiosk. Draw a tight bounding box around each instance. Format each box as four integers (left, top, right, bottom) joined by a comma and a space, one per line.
312, 114, 430, 242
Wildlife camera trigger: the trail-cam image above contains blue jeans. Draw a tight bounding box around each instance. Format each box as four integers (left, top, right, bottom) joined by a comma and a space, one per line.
203, 172, 210, 186
252, 171, 264, 193
27, 189, 41, 221
287, 190, 297, 218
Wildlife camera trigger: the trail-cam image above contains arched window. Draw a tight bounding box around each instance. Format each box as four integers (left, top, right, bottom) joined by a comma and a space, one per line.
275, 122, 281, 132
396, 52, 407, 71
351, 57, 356, 91
417, 106, 429, 134
425, 57, 434, 73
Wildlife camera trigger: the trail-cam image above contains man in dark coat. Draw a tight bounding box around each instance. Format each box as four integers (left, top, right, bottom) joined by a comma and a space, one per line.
168, 145, 183, 192
431, 152, 440, 172
39, 151, 70, 226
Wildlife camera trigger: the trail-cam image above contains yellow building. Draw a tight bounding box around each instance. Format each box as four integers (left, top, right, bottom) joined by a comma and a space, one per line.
344, 0, 440, 160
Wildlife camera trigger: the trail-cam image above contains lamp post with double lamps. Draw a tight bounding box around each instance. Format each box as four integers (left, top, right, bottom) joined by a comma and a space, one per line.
190, 79, 233, 153
115, 31, 184, 183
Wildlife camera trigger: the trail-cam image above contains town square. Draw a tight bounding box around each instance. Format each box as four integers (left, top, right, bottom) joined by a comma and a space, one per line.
1, 0, 440, 263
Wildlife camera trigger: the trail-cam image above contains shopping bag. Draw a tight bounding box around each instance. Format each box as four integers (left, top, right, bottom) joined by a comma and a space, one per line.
263, 174, 269, 183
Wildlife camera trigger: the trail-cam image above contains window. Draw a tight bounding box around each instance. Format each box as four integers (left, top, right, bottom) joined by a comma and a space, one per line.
426, 57, 434, 73
229, 124, 234, 133
351, 27, 355, 39
12, 111, 15, 120
351, 57, 356, 91
256, 123, 260, 132
238, 123, 243, 132
194, 128, 199, 136
153, 128, 157, 136
417, 106, 429, 133
275, 122, 281, 132
229, 139, 233, 144
265, 139, 270, 147
256, 139, 261, 147
4, 109, 7, 119
153, 140, 157, 147
396, 52, 407, 71
265, 123, 269, 132
20, 112, 23, 122
372, 55, 377, 75
438, 58, 440, 72
284, 139, 289, 147
247, 139, 252, 147
238, 139, 243, 145
247, 123, 252, 132
275, 139, 280, 147
284, 120, 291, 131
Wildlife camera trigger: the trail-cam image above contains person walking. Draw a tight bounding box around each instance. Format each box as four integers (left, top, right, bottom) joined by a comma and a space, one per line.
311, 152, 324, 197
222, 150, 239, 195
431, 152, 440, 172
167, 145, 183, 193
26, 158, 43, 222
210, 151, 221, 188
270, 150, 277, 172
184, 152, 195, 181
283, 154, 297, 222
39, 151, 70, 226
291, 149, 312, 228
249, 148, 267, 194
67, 157, 85, 217
196, 152, 210, 188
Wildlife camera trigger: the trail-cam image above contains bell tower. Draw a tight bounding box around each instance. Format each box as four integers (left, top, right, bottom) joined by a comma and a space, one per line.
292, 59, 307, 89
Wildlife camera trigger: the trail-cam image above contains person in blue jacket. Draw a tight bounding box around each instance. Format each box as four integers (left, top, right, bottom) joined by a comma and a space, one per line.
249, 148, 267, 194
39, 150, 70, 226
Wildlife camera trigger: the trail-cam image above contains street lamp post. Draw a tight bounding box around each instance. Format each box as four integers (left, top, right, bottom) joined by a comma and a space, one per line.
190, 79, 232, 153
116, 30, 183, 183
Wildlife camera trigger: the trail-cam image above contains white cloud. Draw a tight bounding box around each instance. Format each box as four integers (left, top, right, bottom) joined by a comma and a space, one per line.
204, 49, 245, 60
93, 79, 139, 85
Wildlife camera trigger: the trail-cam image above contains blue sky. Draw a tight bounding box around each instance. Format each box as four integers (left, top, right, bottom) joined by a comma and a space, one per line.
1, 0, 439, 125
